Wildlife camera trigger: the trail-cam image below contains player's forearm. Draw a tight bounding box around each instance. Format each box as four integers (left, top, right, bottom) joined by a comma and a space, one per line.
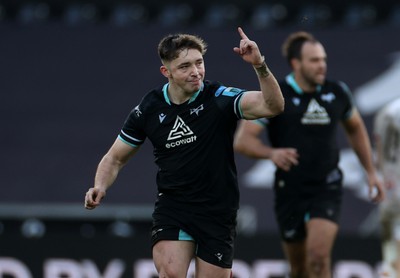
253, 60, 284, 117
234, 137, 273, 159
93, 154, 125, 191
347, 126, 376, 175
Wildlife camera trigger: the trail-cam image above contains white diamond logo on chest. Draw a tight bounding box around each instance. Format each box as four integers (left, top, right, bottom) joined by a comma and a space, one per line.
301, 98, 331, 125
167, 116, 194, 140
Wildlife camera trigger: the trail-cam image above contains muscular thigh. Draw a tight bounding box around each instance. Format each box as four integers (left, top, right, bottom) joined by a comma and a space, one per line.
152, 207, 237, 269
195, 257, 233, 278
306, 218, 338, 254
153, 240, 195, 276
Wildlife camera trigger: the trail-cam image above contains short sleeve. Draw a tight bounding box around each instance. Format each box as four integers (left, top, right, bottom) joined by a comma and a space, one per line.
118, 105, 147, 147
214, 85, 246, 119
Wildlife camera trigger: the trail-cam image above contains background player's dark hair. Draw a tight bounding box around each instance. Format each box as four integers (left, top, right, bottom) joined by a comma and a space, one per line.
281, 31, 318, 66
158, 33, 207, 63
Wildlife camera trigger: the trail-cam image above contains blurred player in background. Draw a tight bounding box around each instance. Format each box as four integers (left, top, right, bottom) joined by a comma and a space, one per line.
84, 27, 283, 278
234, 31, 384, 278
374, 98, 400, 278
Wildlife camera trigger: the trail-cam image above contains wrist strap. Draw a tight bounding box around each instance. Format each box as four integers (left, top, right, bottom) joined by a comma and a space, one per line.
253, 57, 270, 78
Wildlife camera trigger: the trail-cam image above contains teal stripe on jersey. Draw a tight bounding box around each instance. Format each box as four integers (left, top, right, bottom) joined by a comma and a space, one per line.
286, 73, 321, 94
179, 229, 194, 241
118, 135, 139, 148
338, 80, 355, 120
304, 212, 311, 222
163, 82, 203, 104
162, 83, 171, 105
237, 94, 244, 118
253, 118, 266, 127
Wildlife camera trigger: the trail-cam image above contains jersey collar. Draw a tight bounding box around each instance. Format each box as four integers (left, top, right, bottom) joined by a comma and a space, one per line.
285, 73, 322, 95
162, 82, 204, 105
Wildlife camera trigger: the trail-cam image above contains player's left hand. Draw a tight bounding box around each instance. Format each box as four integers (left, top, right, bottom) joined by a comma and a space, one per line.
85, 187, 106, 210
233, 27, 264, 67
368, 173, 385, 203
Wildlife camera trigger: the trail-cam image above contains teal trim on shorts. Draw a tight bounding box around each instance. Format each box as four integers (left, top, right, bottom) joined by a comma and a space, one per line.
179, 229, 194, 241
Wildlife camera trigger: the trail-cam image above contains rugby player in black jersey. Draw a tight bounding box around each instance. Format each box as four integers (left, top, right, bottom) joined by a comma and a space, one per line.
84, 27, 284, 278
234, 31, 384, 278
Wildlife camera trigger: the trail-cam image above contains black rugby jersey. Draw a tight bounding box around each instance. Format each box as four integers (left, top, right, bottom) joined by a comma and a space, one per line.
119, 80, 246, 213
257, 73, 354, 181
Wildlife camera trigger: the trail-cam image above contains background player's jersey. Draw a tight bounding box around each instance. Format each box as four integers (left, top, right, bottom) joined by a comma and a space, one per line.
374, 98, 400, 203
257, 74, 354, 182
119, 80, 245, 213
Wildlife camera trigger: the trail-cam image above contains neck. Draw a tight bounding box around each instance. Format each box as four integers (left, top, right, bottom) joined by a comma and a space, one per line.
295, 76, 317, 93
167, 84, 193, 104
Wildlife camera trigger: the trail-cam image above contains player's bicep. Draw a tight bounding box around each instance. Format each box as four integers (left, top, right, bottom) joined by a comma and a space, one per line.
109, 138, 140, 165
341, 108, 362, 133
240, 90, 273, 119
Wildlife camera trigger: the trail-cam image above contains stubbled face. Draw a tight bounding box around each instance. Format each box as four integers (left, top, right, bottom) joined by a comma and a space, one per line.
297, 41, 327, 87
163, 48, 205, 94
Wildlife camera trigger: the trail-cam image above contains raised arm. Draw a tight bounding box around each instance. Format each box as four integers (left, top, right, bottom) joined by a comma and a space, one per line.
233, 27, 284, 120
84, 139, 139, 209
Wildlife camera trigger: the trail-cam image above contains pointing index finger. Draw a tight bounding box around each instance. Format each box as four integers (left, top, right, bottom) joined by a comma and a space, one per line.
237, 27, 249, 40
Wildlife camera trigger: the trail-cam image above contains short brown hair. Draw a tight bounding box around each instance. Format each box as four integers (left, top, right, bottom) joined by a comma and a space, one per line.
281, 31, 318, 65
158, 33, 207, 63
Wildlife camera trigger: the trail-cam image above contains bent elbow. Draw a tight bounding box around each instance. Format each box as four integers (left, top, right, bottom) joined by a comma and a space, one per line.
269, 97, 285, 117
233, 140, 240, 152
233, 140, 245, 154
277, 99, 285, 114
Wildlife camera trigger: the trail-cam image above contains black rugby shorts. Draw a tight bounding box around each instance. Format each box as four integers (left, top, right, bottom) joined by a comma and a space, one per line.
151, 205, 237, 268
274, 176, 342, 242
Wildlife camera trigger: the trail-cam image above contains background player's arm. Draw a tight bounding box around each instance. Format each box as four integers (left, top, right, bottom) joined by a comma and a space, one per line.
342, 109, 385, 202
234, 120, 298, 172
85, 139, 139, 209
234, 120, 270, 158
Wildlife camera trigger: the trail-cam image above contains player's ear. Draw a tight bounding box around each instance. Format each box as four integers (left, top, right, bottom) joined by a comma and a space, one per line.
291, 58, 300, 71
160, 65, 171, 78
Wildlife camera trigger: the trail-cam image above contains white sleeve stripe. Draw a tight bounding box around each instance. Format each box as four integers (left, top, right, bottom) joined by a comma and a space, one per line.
120, 130, 143, 143
234, 93, 245, 119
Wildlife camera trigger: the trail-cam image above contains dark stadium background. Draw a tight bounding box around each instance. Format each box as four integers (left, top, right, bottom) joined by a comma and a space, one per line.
1, 0, 399, 277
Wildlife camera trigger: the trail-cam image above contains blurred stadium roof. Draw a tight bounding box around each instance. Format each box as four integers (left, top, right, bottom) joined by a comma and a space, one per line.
0, 0, 399, 28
